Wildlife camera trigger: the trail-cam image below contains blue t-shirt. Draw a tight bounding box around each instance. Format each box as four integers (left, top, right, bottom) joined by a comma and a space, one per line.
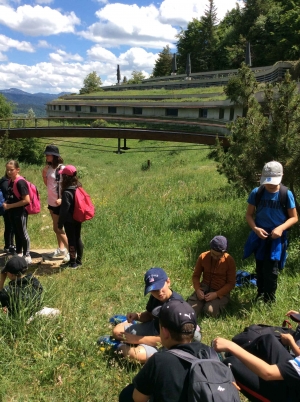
248, 187, 295, 229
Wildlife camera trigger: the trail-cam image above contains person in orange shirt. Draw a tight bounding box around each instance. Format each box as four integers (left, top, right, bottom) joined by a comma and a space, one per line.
187, 236, 236, 317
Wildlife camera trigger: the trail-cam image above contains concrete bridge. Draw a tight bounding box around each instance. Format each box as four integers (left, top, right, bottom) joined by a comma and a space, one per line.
0, 117, 229, 153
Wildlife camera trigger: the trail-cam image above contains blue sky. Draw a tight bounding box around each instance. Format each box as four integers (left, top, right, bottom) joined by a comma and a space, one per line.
0, 0, 241, 93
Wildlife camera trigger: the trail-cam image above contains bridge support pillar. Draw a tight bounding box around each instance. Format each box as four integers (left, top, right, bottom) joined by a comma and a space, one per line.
121, 139, 129, 150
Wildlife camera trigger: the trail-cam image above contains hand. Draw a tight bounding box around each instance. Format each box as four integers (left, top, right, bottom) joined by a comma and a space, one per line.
212, 337, 231, 353
286, 310, 299, 316
280, 333, 294, 346
3, 203, 9, 210
196, 289, 205, 300
55, 198, 62, 206
254, 227, 269, 239
119, 331, 137, 344
271, 227, 283, 239
126, 312, 138, 323
204, 292, 218, 301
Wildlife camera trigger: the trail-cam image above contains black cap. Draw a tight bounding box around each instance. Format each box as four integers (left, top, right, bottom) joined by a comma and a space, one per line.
152, 300, 197, 333
1, 256, 28, 276
210, 236, 228, 252
44, 145, 60, 157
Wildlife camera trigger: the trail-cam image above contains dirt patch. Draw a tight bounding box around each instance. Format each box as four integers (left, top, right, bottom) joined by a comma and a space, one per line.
0, 249, 67, 276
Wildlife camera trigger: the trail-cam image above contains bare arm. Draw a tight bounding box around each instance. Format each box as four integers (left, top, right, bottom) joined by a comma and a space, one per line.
281, 334, 300, 356
42, 166, 48, 186
3, 194, 30, 210
120, 332, 161, 347
272, 208, 298, 238
213, 337, 283, 381
245, 204, 269, 239
133, 389, 150, 402
0, 272, 6, 290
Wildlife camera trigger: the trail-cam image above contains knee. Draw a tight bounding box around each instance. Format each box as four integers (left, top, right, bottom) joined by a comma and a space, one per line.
113, 323, 126, 340
127, 346, 147, 363
204, 303, 219, 318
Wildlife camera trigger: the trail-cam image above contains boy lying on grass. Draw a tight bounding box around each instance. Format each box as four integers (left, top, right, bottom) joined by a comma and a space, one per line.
0, 256, 43, 316
112, 267, 184, 363
213, 312, 300, 402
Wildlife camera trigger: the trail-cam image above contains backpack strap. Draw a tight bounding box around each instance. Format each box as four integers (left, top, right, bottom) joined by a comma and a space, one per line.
55, 164, 63, 197
9, 176, 25, 200
255, 183, 289, 218
168, 349, 199, 363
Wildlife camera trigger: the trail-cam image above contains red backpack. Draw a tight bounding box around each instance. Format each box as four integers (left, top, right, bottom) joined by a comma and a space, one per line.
11, 176, 41, 214
73, 187, 95, 222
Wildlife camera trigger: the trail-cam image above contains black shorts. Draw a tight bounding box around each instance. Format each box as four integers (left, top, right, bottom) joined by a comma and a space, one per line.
48, 205, 60, 215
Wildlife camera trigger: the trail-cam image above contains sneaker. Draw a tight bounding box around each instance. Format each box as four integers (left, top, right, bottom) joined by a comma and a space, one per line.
51, 248, 67, 258
9, 246, 16, 253
68, 263, 78, 269
24, 255, 32, 265
62, 253, 70, 263
97, 335, 121, 349
3, 248, 10, 253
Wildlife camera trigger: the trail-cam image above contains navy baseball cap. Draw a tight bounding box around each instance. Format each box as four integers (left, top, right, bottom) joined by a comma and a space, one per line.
152, 300, 197, 333
210, 235, 228, 252
144, 267, 168, 296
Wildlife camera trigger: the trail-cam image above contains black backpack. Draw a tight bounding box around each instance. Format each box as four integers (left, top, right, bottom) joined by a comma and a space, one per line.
255, 184, 291, 217
168, 348, 241, 402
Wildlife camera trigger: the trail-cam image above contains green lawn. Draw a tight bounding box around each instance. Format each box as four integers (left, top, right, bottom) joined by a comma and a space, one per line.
0, 137, 299, 401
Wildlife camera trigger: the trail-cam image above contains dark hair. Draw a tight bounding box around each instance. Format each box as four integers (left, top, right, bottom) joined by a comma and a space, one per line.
160, 322, 195, 342
61, 174, 82, 191
6, 160, 20, 169
52, 155, 64, 169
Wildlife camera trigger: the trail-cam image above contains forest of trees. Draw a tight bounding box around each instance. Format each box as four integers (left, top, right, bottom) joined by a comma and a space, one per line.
153, 0, 300, 76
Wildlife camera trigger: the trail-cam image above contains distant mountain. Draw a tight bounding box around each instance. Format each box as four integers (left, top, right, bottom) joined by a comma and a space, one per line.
0, 88, 71, 117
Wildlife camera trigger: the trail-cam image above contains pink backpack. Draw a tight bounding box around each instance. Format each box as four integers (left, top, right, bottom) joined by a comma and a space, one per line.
11, 176, 41, 214
73, 187, 95, 222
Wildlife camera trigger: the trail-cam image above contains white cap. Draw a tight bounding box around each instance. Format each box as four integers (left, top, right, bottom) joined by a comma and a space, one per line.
260, 161, 283, 185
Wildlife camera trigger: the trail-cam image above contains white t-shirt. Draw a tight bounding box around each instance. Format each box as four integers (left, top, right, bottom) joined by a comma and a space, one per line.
46, 165, 64, 206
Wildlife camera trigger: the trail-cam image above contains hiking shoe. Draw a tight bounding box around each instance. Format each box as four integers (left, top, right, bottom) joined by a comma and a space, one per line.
62, 253, 70, 263
9, 246, 16, 253
51, 248, 67, 258
97, 335, 121, 349
25, 255, 32, 265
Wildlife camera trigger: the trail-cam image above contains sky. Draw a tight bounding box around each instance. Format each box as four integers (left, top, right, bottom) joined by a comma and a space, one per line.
0, 0, 241, 94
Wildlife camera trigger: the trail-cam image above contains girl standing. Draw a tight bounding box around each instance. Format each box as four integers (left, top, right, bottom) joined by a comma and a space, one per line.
0, 172, 15, 253
57, 165, 83, 269
3, 160, 31, 264
42, 145, 69, 262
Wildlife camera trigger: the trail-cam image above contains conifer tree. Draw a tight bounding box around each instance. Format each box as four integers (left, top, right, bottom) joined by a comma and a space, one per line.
152, 45, 172, 77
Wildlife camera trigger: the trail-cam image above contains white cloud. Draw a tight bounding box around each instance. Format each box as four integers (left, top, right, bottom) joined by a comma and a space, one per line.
0, 52, 7, 61
37, 40, 52, 48
118, 47, 157, 69
0, 34, 34, 52
79, 3, 177, 48
87, 46, 117, 62
0, 4, 80, 36
49, 49, 83, 63
35, 0, 53, 4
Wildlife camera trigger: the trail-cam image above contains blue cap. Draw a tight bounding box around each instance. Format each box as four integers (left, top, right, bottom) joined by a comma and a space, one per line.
144, 267, 168, 296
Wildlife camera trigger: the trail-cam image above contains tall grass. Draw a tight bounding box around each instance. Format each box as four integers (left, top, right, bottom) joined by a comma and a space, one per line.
0, 137, 299, 401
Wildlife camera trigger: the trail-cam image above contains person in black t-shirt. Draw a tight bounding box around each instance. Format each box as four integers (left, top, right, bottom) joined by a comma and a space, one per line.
213, 333, 300, 402
0, 173, 15, 252
0, 256, 43, 316
3, 160, 31, 264
119, 299, 205, 402
112, 267, 183, 363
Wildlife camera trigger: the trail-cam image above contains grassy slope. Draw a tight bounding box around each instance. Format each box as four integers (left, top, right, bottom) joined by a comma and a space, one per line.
0, 138, 299, 401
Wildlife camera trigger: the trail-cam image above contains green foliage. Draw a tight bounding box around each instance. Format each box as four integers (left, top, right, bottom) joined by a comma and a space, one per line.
224, 62, 258, 108
0, 94, 13, 119
90, 119, 109, 128
0, 132, 44, 165
127, 70, 146, 84
27, 108, 36, 119
210, 69, 300, 197
152, 45, 173, 77
18, 138, 45, 165
79, 71, 103, 94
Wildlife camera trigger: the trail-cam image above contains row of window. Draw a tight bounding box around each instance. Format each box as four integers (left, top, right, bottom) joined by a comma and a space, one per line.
51, 105, 235, 120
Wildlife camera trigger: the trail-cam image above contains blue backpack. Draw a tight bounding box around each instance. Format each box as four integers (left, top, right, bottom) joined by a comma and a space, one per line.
0, 189, 5, 216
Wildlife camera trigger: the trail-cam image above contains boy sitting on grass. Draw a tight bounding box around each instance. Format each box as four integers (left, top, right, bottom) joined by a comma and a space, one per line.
112, 267, 184, 363
0, 256, 43, 315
